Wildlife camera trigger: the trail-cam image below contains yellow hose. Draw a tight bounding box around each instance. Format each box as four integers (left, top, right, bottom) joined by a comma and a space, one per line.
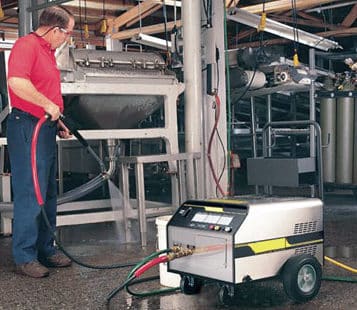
324, 256, 357, 273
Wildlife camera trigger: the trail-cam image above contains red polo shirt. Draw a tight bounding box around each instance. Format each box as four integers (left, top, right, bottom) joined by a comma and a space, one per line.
7, 33, 63, 119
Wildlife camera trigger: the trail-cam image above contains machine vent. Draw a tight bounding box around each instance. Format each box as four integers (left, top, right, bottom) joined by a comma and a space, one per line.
295, 245, 317, 256
293, 221, 317, 234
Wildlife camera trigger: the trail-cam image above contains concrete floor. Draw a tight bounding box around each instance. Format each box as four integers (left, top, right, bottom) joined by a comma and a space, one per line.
0, 193, 356, 310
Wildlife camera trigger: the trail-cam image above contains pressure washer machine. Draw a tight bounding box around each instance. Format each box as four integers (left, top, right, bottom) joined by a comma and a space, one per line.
166, 196, 323, 305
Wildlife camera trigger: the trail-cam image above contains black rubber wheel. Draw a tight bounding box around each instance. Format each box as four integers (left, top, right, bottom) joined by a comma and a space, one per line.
282, 254, 322, 303
218, 285, 236, 306
180, 275, 202, 295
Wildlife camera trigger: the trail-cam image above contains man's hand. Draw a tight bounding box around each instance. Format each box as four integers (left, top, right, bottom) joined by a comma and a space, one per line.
44, 103, 61, 121
57, 119, 72, 139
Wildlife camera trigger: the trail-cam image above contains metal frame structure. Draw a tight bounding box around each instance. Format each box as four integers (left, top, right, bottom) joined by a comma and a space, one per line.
119, 152, 201, 246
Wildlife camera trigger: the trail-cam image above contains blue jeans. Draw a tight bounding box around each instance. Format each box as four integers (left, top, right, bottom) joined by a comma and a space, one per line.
7, 109, 57, 264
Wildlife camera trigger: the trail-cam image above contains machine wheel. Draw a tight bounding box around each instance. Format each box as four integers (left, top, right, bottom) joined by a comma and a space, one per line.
180, 275, 202, 295
282, 254, 322, 303
218, 285, 236, 306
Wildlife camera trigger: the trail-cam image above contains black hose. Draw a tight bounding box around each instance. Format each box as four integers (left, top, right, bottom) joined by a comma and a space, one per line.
106, 275, 136, 305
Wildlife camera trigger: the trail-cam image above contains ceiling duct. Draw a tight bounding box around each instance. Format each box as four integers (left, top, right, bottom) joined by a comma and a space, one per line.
227, 8, 342, 51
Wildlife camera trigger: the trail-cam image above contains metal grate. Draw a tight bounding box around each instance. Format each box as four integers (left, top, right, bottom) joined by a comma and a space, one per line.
295, 245, 317, 256
294, 221, 317, 234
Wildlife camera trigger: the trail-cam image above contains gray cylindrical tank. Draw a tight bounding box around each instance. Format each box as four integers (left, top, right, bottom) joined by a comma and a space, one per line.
320, 96, 336, 183
336, 94, 354, 184
353, 98, 357, 183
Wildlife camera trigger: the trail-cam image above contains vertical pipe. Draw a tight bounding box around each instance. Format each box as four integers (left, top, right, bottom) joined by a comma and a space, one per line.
353, 98, 357, 184
18, 0, 32, 37
250, 97, 257, 158
265, 95, 272, 195
183, 0, 202, 198
250, 97, 259, 194
266, 94, 272, 157
31, 0, 39, 31
309, 48, 316, 197
135, 162, 147, 247
309, 49, 316, 158
119, 163, 132, 243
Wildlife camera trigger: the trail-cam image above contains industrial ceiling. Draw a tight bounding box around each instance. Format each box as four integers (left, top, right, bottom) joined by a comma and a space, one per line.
0, 0, 356, 54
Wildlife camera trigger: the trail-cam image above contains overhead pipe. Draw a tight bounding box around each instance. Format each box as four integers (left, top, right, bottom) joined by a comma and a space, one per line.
18, 0, 32, 37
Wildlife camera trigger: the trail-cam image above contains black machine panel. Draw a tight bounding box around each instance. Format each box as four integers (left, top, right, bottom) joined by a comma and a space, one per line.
168, 200, 248, 234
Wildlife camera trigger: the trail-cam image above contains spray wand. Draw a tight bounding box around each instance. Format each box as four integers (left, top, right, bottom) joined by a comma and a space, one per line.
59, 114, 107, 174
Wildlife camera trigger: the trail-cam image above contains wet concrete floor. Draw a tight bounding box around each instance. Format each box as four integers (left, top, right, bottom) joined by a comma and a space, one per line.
0, 193, 356, 310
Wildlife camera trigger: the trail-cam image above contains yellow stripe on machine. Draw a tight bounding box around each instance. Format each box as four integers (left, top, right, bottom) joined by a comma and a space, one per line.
204, 206, 224, 213
236, 237, 323, 254
249, 238, 286, 253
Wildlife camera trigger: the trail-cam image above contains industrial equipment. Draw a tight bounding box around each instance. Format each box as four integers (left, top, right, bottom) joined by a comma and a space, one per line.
167, 196, 323, 305
56, 47, 183, 175
57, 47, 174, 130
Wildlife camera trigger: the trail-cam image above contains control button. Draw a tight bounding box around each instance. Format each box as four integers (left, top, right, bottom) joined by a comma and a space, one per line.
178, 209, 186, 216
224, 227, 232, 232
209, 224, 215, 230
179, 208, 191, 217
214, 226, 221, 231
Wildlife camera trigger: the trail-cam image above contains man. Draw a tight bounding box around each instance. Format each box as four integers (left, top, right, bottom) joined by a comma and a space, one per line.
7, 5, 75, 278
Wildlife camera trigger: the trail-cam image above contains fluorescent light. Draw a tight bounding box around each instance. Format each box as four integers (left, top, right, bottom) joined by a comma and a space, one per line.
306, 1, 357, 13
131, 33, 172, 50
227, 8, 342, 51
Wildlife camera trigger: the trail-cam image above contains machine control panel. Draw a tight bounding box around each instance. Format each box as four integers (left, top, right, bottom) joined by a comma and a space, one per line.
169, 200, 248, 234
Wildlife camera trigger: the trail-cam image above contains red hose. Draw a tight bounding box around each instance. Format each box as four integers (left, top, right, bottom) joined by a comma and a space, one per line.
31, 115, 48, 207
207, 94, 227, 197
134, 255, 168, 278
